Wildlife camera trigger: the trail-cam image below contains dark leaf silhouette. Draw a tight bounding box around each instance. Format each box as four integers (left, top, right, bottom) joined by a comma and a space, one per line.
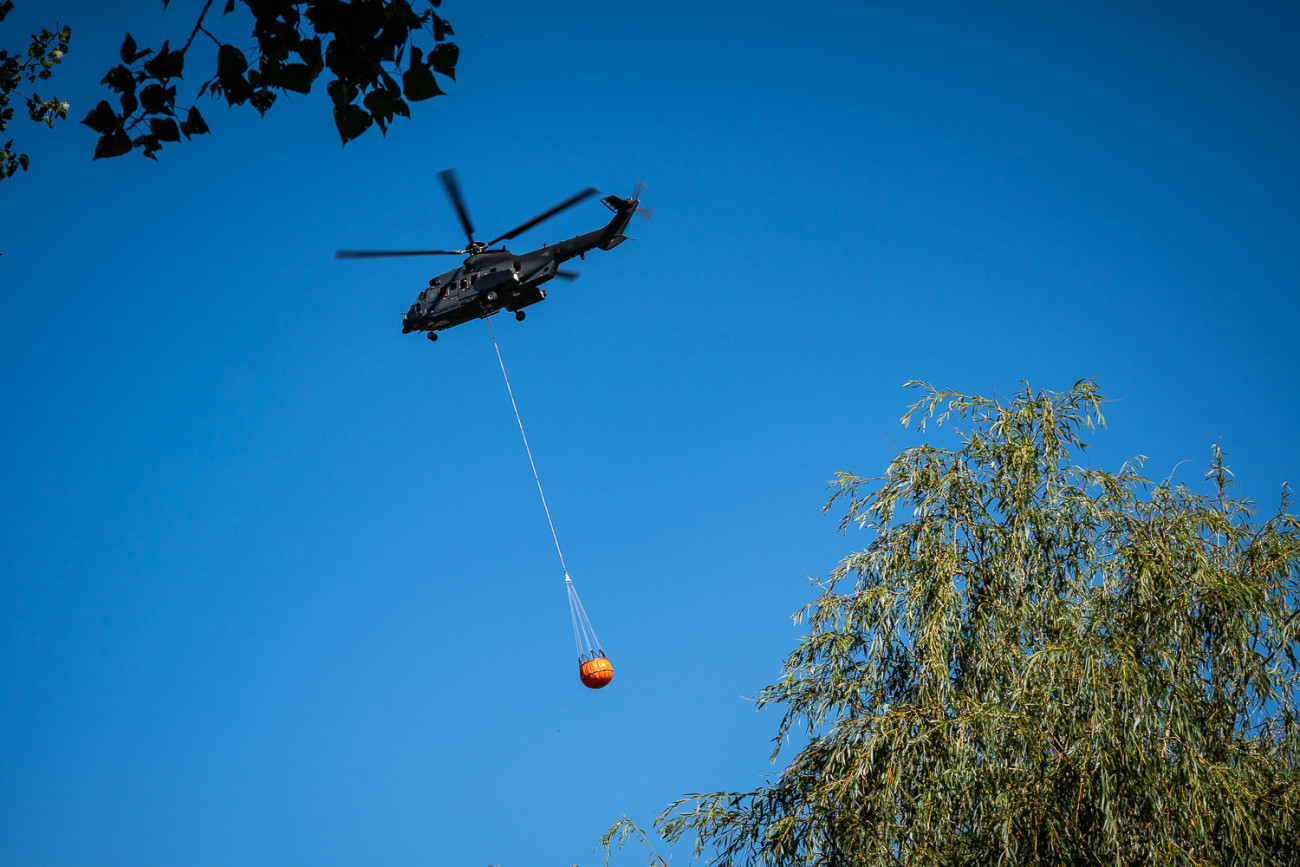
149, 116, 180, 142
81, 100, 118, 135
92, 130, 131, 159
79, 1, 457, 164
333, 102, 371, 144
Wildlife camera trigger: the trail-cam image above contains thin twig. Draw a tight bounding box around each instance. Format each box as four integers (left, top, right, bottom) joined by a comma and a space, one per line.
180, 0, 217, 55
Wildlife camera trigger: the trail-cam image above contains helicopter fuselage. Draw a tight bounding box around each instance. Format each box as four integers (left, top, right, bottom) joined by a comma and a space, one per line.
401, 193, 637, 338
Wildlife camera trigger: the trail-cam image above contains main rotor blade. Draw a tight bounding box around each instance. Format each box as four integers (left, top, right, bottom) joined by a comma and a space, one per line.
335, 249, 465, 259
438, 169, 476, 244
555, 269, 580, 281
487, 187, 600, 246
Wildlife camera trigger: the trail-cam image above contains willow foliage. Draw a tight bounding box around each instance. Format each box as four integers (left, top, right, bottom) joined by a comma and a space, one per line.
616, 380, 1300, 867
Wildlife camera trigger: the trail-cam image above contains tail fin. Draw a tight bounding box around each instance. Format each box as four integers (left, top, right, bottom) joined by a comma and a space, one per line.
595, 193, 640, 250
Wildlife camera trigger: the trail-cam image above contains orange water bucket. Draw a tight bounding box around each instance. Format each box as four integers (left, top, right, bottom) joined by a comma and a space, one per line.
579, 656, 614, 689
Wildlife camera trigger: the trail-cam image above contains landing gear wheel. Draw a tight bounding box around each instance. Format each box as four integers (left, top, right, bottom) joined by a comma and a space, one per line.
486, 291, 498, 302
426, 331, 438, 342
515, 310, 526, 322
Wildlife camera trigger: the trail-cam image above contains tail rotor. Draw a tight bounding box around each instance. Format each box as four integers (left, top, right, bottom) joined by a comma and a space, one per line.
630, 182, 655, 221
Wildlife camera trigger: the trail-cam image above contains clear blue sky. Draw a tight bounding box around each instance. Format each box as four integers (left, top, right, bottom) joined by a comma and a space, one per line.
3, 1, 1299, 864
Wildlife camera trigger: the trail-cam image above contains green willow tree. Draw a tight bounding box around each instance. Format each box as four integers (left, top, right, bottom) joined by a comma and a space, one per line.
607, 380, 1300, 866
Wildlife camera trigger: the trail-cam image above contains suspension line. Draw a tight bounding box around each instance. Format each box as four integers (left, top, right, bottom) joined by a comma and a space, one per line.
487, 317, 610, 684
487, 316, 569, 578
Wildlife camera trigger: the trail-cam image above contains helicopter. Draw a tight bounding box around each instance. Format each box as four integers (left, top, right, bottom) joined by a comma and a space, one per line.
336, 170, 651, 342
